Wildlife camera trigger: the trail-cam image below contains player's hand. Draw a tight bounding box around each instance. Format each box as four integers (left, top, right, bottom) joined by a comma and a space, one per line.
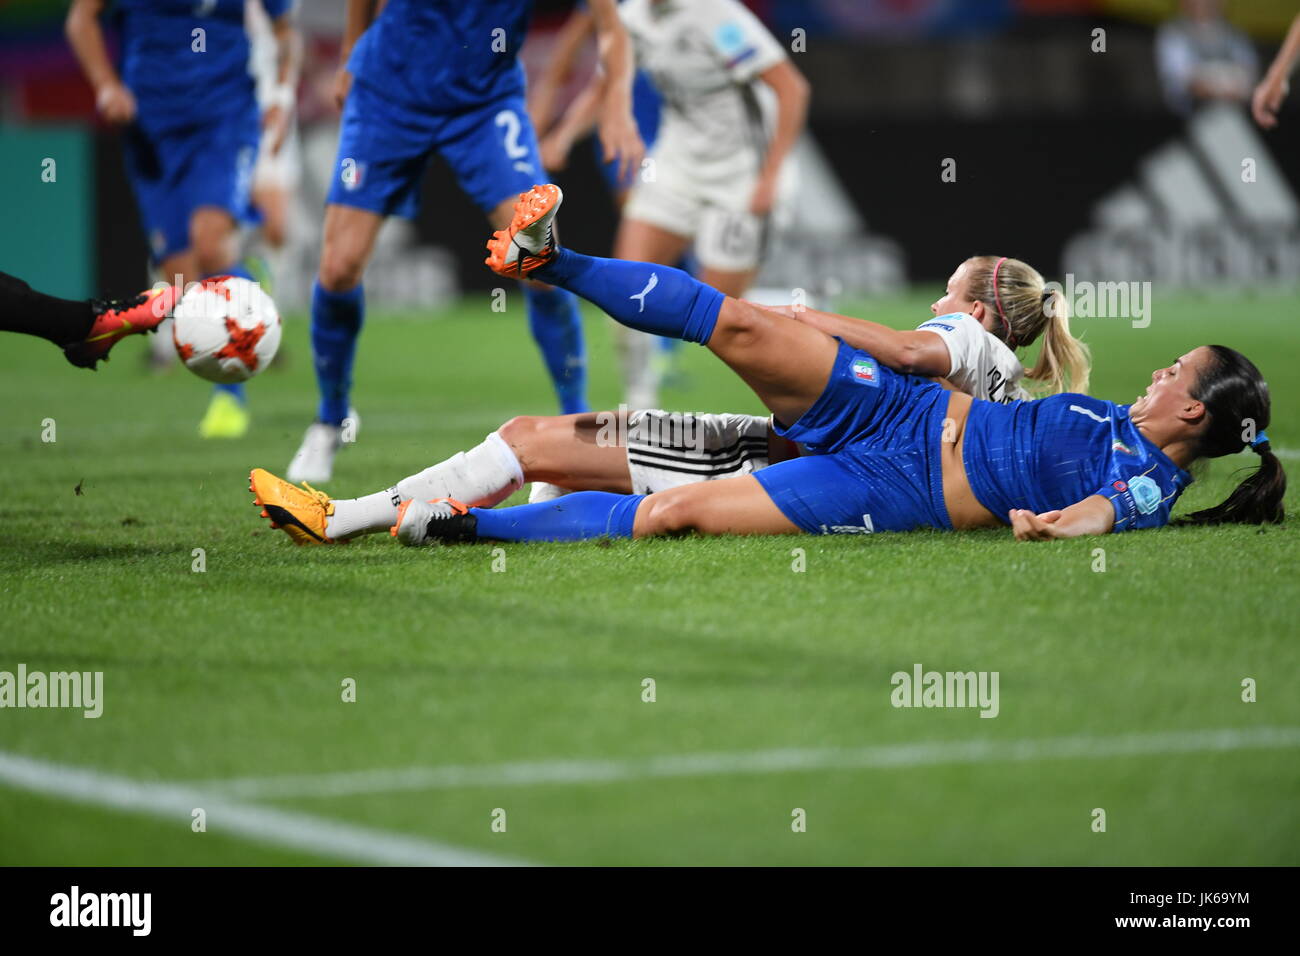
95, 81, 137, 125
749, 172, 779, 216
262, 104, 289, 156
332, 68, 353, 112
1010, 509, 1064, 541
540, 131, 573, 173
1252, 72, 1289, 129
598, 111, 644, 188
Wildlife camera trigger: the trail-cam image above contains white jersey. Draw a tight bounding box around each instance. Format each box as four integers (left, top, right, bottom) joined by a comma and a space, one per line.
619, 0, 787, 176
914, 312, 1030, 404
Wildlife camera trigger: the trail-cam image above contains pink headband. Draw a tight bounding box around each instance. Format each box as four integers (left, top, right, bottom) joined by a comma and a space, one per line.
991, 256, 1016, 349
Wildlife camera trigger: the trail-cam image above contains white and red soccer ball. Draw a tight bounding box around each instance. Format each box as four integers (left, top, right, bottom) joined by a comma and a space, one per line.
171, 276, 281, 384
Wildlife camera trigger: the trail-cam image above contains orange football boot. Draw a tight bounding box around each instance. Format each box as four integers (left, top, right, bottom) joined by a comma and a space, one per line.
249, 467, 341, 545
484, 183, 564, 279
64, 285, 179, 369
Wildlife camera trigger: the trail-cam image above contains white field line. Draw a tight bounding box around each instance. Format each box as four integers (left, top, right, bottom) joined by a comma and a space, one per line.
0, 750, 532, 867
1272, 447, 1300, 461
194, 726, 1300, 801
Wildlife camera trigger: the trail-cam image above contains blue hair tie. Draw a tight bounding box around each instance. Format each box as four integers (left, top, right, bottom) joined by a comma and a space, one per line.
1249, 429, 1269, 449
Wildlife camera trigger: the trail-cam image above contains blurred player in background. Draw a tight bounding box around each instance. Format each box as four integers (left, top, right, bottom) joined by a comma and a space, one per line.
530, 0, 691, 413
286, 0, 643, 484
66, 0, 299, 439
1253, 11, 1300, 128
1155, 0, 1257, 115
541, 0, 809, 410
247, 0, 304, 293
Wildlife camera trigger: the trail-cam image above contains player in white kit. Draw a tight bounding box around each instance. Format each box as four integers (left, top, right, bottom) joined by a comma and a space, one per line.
544, 0, 809, 409
247, 0, 302, 288
249, 254, 1093, 543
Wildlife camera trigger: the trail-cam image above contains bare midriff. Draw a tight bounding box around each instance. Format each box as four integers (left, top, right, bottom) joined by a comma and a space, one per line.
940, 392, 1003, 530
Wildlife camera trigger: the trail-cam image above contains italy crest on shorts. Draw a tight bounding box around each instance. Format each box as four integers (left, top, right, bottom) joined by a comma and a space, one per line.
851, 357, 879, 386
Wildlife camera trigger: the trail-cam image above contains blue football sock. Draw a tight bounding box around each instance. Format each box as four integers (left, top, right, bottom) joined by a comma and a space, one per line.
204, 267, 253, 403
217, 264, 254, 281
534, 249, 724, 345
311, 280, 364, 426
213, 382, 245, 401
523, 283, 588, 414
471, 492, 644, 542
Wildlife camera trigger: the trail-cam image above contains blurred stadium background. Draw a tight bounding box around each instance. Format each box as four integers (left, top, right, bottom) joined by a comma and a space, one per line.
3, 0, 1298, 311
2, 1, 1298, 870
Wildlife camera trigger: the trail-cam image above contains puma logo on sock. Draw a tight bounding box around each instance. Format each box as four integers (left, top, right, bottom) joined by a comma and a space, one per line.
629, 273, 659, 313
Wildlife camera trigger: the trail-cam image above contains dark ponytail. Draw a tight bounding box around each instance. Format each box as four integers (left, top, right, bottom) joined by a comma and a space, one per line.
1180, 345, 1286, 526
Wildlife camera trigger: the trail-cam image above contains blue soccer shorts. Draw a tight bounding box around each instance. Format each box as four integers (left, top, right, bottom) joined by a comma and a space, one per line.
326, 80, 542, 218
122, 112, 260, 264
753, 340, 953, 534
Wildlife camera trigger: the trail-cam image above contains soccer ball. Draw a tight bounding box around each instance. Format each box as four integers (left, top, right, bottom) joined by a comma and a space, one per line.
171, 276, 282, 384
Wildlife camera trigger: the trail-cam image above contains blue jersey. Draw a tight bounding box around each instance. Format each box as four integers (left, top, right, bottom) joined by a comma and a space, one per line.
348, 0, 533, 115
114, 0, 289, 134
963, 393, 1193, 531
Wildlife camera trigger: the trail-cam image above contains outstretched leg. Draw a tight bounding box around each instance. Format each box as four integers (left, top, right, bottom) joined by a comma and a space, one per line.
534, 251, 836, 426
488, 187, 836, 426
394, 474, 800, 545
0, 270, 177, 370
251, 413, 638, 544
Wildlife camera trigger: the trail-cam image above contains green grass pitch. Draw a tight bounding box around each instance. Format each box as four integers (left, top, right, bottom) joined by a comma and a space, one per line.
1, 289, 1297, 865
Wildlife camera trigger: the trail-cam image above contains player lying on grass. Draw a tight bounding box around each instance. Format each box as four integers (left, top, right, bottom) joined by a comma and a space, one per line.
0, 270, 177, 369
249, 249, 1091, 542
250, 185, 1284, 544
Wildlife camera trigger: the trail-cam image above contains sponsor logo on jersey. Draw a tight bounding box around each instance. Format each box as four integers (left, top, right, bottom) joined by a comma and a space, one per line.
917, 322, 956, 332
1128, 474, 1162, 514
1112, 479, 1128, 492
851, 357, 879, 385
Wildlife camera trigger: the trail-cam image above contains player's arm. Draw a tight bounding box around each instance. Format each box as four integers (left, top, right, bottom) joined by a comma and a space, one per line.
1010, 497, 1116, 542
65, 0, 135, 125
586, 0, 644, 184
263, 5, 303, 155
1254, 13, 1300, 128
540, 79, 605, 171
528, 7, 596, 136
755, 304, 952, 377
333, 0, 381, 110
751, 59, 810, 215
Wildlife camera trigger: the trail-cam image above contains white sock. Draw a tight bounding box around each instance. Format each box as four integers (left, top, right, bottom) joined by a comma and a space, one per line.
325, 486, 402, 539
528, 481, 572, 503
325, 432, 525, 539
395, 431, 524, 507
618, 327, 661, 410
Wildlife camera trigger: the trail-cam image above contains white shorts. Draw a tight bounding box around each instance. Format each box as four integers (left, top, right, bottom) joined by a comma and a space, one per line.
625, 410, 773, 494
253, 125, 301, 192
624, 154, 770, 273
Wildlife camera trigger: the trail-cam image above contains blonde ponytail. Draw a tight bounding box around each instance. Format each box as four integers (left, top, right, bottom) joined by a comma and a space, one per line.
1025, 289, 1091, 395
963, 255, 1092, 395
